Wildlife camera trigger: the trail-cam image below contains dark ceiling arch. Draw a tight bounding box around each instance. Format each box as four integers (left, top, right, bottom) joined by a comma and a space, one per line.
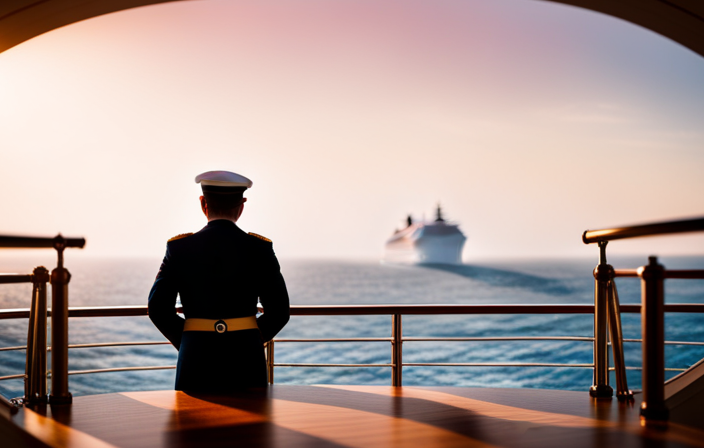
1, 0, 703, 57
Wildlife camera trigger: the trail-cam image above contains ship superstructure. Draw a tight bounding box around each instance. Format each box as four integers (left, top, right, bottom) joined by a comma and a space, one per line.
384, 204, 467, 265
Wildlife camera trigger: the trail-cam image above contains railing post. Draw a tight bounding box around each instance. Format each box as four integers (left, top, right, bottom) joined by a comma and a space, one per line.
590, 241, 613, 398
25, 266, 49, 404
50, 243, 72, 405
607, 281, 633, 401
639, 256, 668, 421
266, 341, 274, 384
392, 314, 402, 387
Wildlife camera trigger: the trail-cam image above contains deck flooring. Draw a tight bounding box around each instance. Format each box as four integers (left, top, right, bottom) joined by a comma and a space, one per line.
6, 385, 704, 447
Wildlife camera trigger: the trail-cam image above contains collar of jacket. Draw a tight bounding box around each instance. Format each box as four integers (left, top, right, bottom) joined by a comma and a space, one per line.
206, 219, 238, 228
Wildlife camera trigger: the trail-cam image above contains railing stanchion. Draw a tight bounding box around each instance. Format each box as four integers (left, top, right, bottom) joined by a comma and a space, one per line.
590, 241, 613, 398
607, 281, 633, 400
266, 341, 274, 384
50, 239, 72, 405
392, 314, 402, 387
24, 266, 49, 404
639, 256, 668, 421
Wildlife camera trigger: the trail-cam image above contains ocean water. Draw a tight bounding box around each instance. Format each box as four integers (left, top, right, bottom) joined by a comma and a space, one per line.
1, 255, 703, 398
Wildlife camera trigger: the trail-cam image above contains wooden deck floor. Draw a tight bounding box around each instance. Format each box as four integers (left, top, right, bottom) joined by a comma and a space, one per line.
4, 385, 704, 447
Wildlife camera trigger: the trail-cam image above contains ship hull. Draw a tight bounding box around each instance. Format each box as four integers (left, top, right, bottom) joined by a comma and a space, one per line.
384, 223, 466, 265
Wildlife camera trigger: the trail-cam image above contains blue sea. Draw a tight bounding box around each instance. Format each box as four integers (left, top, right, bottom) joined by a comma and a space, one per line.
1, 255, 703, 399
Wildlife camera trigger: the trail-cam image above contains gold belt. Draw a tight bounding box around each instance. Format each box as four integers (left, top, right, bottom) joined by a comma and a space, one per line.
184, 316, 258, 333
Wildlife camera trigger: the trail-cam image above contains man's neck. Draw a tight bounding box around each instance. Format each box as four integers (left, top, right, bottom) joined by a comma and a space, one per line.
207, 216, 238, 224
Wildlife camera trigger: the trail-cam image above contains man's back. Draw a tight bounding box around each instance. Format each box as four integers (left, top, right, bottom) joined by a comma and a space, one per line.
147, 170, 290, 392
167, 220, 279, 320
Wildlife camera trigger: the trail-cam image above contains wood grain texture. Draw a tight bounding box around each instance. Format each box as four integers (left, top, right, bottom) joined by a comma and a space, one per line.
4, 386, 704, 447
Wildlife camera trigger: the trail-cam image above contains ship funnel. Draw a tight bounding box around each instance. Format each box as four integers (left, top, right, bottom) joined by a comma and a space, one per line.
435, 203, 445, 222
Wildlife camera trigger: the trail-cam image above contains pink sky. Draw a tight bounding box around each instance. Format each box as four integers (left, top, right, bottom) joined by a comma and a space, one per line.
1, 0, 703, 261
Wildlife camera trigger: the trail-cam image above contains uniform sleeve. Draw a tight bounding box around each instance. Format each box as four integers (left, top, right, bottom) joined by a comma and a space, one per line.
257, 243, 290, 342
148, 244, 185, 349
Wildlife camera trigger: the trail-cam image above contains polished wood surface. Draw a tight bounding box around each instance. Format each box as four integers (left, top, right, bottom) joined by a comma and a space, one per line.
5, 386, 704, 448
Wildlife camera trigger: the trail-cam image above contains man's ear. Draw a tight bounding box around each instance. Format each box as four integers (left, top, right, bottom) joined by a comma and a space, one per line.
235, 199, 246, 221
200, 195, 208, 217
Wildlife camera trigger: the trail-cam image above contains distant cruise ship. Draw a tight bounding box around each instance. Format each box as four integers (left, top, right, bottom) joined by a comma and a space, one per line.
384, 204, 467, 265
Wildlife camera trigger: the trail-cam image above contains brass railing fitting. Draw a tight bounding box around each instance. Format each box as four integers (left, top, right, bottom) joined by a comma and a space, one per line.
639, 256, 668, 421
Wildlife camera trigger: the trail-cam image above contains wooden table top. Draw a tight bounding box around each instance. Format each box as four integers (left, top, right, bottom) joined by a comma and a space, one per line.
5, 385, 704, 448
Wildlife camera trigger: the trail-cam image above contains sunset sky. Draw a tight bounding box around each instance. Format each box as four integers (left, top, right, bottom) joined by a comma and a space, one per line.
1, 0, 703, 261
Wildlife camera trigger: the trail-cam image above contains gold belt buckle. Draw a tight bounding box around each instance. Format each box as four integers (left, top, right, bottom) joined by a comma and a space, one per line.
214, 319, 228, 333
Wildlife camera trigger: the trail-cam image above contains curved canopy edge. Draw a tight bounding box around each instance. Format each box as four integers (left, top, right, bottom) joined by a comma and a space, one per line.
0, 0, 702, 57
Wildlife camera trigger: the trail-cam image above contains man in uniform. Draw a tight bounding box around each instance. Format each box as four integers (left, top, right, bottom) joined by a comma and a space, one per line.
148, 170, 290, 392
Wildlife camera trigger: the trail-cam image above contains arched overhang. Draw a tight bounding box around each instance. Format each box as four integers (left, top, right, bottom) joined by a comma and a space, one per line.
1, 0, 703, 57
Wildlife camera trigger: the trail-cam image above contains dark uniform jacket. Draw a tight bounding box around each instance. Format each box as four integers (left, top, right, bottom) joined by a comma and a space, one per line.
148, 219, 290, 391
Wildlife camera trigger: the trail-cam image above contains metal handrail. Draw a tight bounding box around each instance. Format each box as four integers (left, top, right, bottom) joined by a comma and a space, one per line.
0, 274, 32, 284
0, 234, 85, 249
614, 367, 687, 372
67, 366, 175, 376
615, 269, 704, 280
275, 338, 391, 342
0, 298, 702, 384
403, 362, 593, 368
3, 303, 704, 321
0, 233, 86, 405
0, 304, 701, 391
275, 363, 393, 368
582, 216, 704, 244
404, 336, 594, 342
583, 215, 704, 419
0, 374, 25, 381
623, 339, 704, 346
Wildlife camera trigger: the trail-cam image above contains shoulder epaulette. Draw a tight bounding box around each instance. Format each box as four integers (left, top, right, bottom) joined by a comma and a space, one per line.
168, 232, 193, 242
248, 232, 272, 243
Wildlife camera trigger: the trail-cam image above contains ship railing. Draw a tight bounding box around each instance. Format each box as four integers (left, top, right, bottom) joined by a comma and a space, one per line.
1, 304, 704, 407
0, 234, 85, 412
2, 219, 704, 420
583, 216, 704, 422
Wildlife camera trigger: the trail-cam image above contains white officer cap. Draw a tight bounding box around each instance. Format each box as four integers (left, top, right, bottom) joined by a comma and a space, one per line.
195, 171, 253, 189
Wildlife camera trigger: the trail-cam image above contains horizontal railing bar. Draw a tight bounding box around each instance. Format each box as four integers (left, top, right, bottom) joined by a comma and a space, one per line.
0, 345, 25, 352
57, 304, 603, 316
0, 234, 86, 249
8, 337, 700, 351
68, 306, 156, 318
60, 364, 684, 374
68, 366, 176, 376
0, 341, 172, 352
3, 304, 704, 321
622, 339, 704, 346
403, 363, 594, 368
662, 304, 704, 313
665, 270, 704, 279
0, 373, 24, 381
0, 309, 31, 319
582, 216, 704, 244
610, 367, 687, 372
274, 363, 393, 368
290, 305, 600, 315
614, 304, 704, 313
6, 338, 700, 353
0, 274, 32, 284
67, 341, 172, 349
275, 338, 392, 343
404, 336, 594, 342
614, 269, 704, 279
